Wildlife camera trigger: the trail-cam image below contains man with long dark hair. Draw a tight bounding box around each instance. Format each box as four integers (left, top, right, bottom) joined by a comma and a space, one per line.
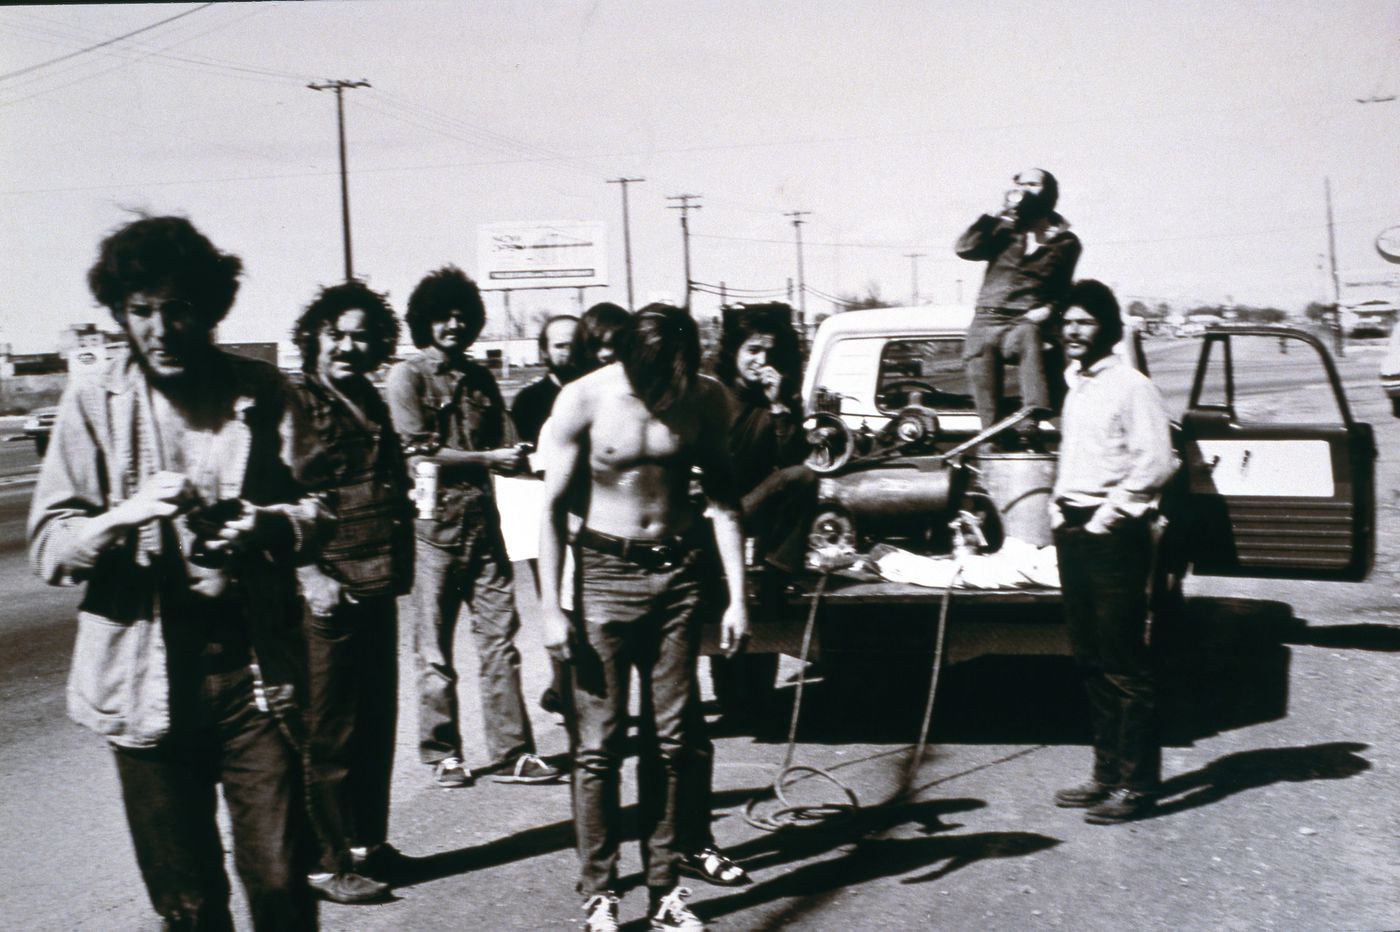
288, 282, 412, 903
956, 168, 1081, 447
386, 266, 560, 788
30, 215, 321, 929
539, 304, 747, 931
1050, 280, 1177, 824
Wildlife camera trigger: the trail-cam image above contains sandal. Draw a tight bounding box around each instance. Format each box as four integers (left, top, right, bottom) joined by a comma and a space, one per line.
677, 846, 751, 887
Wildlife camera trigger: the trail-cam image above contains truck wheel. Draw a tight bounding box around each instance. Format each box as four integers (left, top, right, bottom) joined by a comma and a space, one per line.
710, 652, 779, 723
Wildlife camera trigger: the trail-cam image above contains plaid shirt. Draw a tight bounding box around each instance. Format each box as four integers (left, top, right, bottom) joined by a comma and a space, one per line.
289, 373, 414, 597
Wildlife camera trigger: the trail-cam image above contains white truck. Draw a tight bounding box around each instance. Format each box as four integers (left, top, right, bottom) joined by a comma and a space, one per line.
716, 304, 1376, 710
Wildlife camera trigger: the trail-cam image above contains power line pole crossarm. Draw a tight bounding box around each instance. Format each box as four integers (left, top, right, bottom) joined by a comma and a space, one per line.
308, 79, 370, 282
667, 194, 703, 313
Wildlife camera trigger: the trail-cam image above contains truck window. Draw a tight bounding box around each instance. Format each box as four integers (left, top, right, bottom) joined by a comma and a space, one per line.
874, 338, 985, 412
1190, 331, 1347, 425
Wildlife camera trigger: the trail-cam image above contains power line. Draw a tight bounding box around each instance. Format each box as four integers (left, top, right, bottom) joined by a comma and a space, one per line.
0, 3, 213, 83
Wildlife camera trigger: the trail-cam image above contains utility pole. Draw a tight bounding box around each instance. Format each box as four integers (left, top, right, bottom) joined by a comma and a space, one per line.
607, 177, 645, 310
667, 194, 702, 312
1324, 176, 1345, 357
785, 210, 810, 327
308, 79, 370, 282
905, 252, 925, 305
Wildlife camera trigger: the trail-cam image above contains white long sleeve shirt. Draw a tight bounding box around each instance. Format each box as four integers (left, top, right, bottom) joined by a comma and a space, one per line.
1052, 353, 1178, 528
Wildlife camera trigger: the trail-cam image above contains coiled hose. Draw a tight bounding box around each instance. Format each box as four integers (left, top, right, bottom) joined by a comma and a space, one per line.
742, 567, 959, 832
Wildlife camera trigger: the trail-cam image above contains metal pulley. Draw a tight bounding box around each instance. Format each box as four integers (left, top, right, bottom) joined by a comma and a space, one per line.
804, 412, 856, 474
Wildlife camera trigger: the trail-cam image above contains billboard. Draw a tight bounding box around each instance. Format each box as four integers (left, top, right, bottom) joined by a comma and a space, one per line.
477, 221, 607, 290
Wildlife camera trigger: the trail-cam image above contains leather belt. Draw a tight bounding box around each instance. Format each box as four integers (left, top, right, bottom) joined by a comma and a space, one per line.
574, 525, 703, 570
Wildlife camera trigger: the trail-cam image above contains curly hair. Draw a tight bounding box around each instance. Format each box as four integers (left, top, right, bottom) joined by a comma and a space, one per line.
568, 302, 630, 374
712, 303, 802, 399
87, 215, 243, 324
405, 265, 485, 349
620, 303, 700, 415
292, 281, 400, 373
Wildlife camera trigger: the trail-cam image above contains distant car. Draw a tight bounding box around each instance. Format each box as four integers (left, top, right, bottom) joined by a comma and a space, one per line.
1379, 322, 1400, 416
22, 406, 57, 457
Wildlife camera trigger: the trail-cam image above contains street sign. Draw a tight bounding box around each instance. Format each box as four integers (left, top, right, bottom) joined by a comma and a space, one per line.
477, 221, 608, 290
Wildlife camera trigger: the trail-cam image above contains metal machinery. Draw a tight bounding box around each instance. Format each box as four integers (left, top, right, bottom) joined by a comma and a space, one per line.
803, 399, 1056, 566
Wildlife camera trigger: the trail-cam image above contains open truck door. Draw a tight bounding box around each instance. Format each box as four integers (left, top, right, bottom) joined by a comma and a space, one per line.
1178, 327, 1375, 581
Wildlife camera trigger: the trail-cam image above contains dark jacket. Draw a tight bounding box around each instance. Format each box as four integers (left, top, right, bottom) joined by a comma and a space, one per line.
955, 212, 1081, 312
289, 372, 415, 598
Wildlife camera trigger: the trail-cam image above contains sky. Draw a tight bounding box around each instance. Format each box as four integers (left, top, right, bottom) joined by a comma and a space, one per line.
1, 0, 1398, 352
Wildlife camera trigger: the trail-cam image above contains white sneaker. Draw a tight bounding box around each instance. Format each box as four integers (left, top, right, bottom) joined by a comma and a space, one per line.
431, 756, 472, 788
650, 886, 706, 930
584, 892, 621, 932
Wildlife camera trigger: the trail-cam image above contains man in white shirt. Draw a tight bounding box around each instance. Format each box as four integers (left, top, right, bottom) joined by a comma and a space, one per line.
1049, 280, 1178, 824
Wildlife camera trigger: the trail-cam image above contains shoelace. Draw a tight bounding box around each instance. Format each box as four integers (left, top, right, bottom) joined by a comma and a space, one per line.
584, 894, 619, 931
656, 887, 702, 927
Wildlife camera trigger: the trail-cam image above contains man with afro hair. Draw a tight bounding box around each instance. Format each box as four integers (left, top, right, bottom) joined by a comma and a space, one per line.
385, 266, 560, 788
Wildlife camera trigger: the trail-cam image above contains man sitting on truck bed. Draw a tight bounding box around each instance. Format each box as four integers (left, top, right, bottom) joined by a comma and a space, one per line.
956, 168, 1081, 448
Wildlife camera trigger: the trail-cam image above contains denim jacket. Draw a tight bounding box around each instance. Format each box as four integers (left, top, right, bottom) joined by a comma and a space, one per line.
27, 349, 324, 749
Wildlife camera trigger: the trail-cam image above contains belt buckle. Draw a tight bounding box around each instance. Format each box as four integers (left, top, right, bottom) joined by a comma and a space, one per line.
649, 543, 678, 570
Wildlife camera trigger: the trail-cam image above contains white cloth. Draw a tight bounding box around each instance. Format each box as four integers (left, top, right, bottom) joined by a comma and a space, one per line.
874, 537, 1060, 590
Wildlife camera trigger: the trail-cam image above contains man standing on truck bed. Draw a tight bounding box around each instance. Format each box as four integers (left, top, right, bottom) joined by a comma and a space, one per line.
956, 168, 1081, 448
538, 304, 749, 932
1050, 279, 1178, 825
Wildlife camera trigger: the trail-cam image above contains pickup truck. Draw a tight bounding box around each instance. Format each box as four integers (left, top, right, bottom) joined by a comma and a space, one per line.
713, 304, 1376, 712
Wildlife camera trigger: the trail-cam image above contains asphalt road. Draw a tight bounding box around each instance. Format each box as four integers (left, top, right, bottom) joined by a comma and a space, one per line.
2, 342, 1398, 930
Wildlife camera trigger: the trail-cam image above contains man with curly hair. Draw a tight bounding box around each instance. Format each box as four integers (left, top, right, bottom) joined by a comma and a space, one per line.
288, 282, 413, 903
386, 266, 560, 787
29, 215, 321, 929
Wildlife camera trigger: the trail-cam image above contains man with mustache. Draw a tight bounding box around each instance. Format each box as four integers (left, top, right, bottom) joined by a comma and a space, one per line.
29, 216, 321, 929
386, 266, 561, 788
511, 313, 579, 447
1050, 279, 1177, 824
956, 168, 1081, 448
288, 282, 413, 903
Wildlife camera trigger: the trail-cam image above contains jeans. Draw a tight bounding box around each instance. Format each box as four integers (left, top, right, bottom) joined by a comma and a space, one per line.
111, 666, 316, 931
303, 594, 398, 873
963, 307, 1050, 430
1054, 517, 1161, 791
571, 542, 705, 895
741, 463, 818, 574
411, 526, 535, 767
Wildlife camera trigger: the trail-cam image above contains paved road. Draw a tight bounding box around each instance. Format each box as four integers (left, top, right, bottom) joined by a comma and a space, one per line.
2, 347, 1399, 930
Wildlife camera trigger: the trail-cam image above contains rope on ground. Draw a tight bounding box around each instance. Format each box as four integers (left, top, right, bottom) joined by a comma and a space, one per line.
742, 567, 960, 832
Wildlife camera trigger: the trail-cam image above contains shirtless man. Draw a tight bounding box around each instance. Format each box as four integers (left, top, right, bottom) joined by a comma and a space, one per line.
538, 304, 747, 932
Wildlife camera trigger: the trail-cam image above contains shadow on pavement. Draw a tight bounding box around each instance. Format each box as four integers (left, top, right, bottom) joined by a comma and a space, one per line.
671, 797, 1058, 925
735, 597, 1396, 749
1151, 741, 1371, 817
379, 784, 768, 889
